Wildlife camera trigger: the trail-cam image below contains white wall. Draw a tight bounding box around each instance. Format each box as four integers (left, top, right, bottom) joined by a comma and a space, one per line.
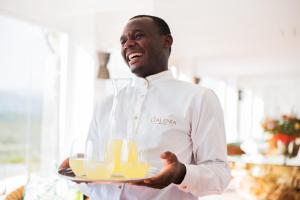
239, 77, 300, 117
198, 59, 300, 142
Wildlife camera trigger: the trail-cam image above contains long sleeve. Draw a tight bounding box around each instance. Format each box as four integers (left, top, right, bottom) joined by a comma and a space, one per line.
178, 89, 232, 197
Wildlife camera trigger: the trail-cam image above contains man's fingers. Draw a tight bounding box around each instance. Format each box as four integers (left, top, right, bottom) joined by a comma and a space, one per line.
131, 180, 148, 186
143, 170, 170, 185
144, 176, 160, 184
160, 151, 178, 165
132, 178, 168, 189
131, 151, 182, 189
144, 178, 170, 189
160, 151, 172, 159
132, 181, 165, 189
59, 158, 70, 170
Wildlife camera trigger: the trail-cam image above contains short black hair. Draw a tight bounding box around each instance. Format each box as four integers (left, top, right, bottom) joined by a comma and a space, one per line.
130, 15, 172, 54
130, 15, 171, 36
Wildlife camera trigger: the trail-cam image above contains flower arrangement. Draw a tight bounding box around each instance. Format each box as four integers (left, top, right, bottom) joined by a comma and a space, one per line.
261, 114, 300, 158
262, 114, 300, 139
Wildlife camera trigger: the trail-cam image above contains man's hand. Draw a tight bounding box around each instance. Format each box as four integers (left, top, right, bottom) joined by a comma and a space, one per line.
58, 157, 86, 184
59, 154, 84, 171
133, 151, 186, 189
59, 157, 70, 171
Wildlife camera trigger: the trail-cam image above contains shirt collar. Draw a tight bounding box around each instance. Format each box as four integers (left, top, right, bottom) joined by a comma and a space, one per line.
145, 70, 174, 83
132, 70, 174, 89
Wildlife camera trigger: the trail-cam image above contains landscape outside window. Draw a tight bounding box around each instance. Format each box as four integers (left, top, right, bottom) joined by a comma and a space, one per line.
0, 15, 63, 178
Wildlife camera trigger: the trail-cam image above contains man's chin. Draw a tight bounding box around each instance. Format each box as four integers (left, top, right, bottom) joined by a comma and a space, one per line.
129, 65, 145, 77
130, 64, 140, 72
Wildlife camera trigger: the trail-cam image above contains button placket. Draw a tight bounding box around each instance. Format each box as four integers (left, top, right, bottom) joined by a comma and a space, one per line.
132, 85, 147, 135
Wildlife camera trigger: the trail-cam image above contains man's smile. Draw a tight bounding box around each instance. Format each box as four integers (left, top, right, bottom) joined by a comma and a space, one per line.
127, 52, 144, 65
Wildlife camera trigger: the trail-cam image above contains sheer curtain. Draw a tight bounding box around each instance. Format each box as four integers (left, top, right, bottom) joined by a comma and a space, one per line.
0, 15, 68, 182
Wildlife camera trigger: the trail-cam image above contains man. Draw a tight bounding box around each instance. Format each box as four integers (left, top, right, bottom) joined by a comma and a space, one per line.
61, 15, 231, 199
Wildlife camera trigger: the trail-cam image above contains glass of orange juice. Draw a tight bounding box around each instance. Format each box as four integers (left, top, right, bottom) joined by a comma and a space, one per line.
84, 139, 113, 179
69, 138, 86, 177
119, 139, 150, 179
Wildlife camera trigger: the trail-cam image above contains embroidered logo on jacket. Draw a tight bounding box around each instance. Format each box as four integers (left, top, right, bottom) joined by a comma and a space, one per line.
150, 116, 177, 126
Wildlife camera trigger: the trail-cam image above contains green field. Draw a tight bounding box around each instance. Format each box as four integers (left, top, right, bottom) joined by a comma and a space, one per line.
0, 91, 42, 166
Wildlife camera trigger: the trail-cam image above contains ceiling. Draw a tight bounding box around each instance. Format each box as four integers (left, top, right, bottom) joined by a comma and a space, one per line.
1, 0, 300, 77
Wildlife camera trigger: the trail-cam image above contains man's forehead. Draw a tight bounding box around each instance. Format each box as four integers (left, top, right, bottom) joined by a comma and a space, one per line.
123, 17, 156, 32
129, 17, 153, 24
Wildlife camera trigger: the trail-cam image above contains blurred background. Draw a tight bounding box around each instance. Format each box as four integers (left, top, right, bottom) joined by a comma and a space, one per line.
0, 0, 300, 199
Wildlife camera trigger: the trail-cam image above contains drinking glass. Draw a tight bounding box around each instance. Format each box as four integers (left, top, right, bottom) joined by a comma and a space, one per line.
84, 139, 113, 179
119, 139, 150, 179
107, 78, 150, 178
69, 138, 86, 177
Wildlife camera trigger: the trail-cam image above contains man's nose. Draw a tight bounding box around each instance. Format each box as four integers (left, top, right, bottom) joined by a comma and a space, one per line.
123, 39, 136, 49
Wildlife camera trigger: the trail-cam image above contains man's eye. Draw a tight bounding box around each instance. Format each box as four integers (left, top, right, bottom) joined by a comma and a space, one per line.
120, 39, 126, 45
135, 33, 143, 39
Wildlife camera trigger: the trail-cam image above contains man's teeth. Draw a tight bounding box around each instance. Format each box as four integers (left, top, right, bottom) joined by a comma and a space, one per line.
128, 53, 143, 61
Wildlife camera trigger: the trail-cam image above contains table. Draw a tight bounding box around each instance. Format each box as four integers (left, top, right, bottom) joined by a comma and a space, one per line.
228, 155, 300, 200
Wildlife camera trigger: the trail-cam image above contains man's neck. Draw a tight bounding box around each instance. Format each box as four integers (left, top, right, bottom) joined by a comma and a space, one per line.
137, 67, 168, 78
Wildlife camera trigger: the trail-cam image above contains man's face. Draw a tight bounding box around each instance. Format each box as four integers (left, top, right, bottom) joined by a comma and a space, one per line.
120, 17, 168, 77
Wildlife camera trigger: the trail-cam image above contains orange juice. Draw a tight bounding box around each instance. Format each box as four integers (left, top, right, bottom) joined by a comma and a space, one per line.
120, 140, 149, 178
69, 158, 85, 177
121, 162, 149, 179
85, 160, 113, 179
107, 139, 123, 174
127, 140, 138, 163
107, 139, 150, 178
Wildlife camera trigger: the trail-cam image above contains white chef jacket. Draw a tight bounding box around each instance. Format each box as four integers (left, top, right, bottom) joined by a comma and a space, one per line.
79, 70, 231, 200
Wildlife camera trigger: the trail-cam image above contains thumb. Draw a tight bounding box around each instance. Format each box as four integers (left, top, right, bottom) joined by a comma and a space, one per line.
160, 151, 178, 165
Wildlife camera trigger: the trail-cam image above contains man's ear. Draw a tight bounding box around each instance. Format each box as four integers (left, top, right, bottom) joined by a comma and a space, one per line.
163, 34, 173, 49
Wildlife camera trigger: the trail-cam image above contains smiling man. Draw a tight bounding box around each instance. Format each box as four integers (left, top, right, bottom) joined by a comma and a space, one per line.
120, 16, 172, 78
63, 15, 231, 200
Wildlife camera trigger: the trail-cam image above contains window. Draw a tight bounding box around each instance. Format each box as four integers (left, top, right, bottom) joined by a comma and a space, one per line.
201, 77, 239, 143
0, 15, 68, 178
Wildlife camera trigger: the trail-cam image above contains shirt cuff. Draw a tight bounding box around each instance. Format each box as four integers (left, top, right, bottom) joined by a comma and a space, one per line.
77, 183, 92, 196
176, 163, 232, 197
177, 164, 197, 191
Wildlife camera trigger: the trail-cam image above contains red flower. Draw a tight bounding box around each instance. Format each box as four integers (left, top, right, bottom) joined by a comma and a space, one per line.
273, 133, 296, 145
